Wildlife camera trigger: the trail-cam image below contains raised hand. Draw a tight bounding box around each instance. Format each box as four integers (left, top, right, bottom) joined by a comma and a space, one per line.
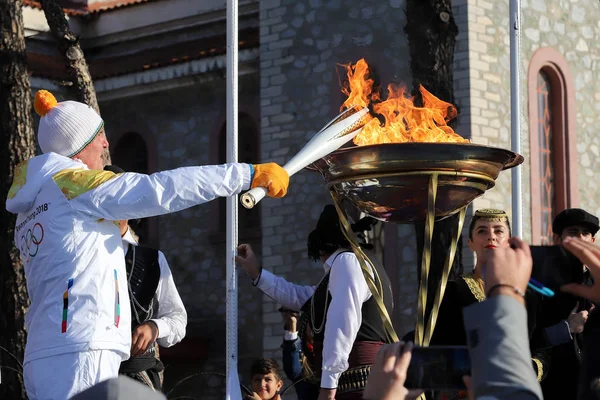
561, 237, 600, 303
235, 243, 261, 280
479, 237, 532, 304
364, 341, 413, 400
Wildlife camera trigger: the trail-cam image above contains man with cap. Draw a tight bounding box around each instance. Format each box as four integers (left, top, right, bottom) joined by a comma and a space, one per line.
540, 208, 599, 400
6, 90, 289, 399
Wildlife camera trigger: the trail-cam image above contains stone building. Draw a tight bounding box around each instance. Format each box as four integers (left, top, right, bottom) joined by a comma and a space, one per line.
22, 0, 600, 396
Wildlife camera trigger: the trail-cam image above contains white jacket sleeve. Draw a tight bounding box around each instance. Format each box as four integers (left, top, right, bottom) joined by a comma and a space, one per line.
150, 251, 187, 348
254, 269, 316, 311
60, 163, 251, 220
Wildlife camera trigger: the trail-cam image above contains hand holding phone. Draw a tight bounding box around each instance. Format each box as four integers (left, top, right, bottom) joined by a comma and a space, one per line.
404, 346, 471, 390
364, 342, 416, 400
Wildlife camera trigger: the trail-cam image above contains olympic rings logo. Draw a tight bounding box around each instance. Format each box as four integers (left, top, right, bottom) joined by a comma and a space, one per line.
21, 223, 44, 262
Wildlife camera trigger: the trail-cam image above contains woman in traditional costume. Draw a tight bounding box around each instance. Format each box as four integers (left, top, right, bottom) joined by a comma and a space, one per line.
429, 209, 550, 399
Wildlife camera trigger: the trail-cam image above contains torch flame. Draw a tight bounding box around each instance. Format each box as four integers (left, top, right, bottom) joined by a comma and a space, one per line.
340, 58, 468, 146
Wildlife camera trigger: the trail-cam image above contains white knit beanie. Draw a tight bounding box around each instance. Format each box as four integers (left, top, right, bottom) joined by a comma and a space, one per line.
35, 90, 104, 158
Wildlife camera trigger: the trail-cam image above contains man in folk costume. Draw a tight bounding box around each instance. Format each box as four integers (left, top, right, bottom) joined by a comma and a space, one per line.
237, 205, 394, 400
540, 208, 599, 400
6, 90, 289, 399
426, 209, 550, 399
103, 165, 187, 391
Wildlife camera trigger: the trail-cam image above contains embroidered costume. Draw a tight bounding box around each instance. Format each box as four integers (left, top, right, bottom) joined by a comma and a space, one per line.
427, 209, 550, 400
118, 229, 187, 391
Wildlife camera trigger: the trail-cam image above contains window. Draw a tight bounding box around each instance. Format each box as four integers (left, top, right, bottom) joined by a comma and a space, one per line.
537, 71, 555, 244
528, 48, 579, 244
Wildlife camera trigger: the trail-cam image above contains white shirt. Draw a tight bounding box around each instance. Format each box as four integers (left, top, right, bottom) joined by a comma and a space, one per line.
122, 229, 187, 347
254, 249, 372, 389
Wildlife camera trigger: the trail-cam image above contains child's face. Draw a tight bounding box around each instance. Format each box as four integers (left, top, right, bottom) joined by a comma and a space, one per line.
251, 373, 282, 399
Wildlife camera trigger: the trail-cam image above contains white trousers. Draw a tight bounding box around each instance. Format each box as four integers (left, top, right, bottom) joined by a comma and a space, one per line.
24, 350, 122, 400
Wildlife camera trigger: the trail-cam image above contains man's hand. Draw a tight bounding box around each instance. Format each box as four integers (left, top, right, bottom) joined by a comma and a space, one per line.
252, 162, 289, 198
363, 342, 413, 400
283, 312, 298, 333
235, 244, 261, 280
567, 310, 589, 333
480, 237, 532, 305
561, 237, 600, 303
131, 321, 159, 356
317, 388, 336, 400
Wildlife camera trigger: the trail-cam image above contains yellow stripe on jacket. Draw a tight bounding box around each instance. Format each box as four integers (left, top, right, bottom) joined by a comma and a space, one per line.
7, 160, 30, 200
53, 169, 119, 201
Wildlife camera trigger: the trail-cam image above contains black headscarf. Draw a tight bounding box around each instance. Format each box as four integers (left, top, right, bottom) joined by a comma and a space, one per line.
307, 205, 377, 261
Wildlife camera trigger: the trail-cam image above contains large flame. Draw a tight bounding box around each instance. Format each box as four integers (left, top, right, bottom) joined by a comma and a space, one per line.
340, 58, 468, 146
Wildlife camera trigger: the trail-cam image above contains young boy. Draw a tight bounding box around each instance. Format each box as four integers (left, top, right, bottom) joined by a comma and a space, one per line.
248, 358, 283, 400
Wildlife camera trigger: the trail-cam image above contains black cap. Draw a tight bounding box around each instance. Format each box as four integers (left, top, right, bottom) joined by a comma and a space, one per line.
552, 208, 600, 236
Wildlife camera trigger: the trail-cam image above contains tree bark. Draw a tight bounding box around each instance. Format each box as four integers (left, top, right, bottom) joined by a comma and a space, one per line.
0, 0, 36, 397
405, 0, 461, 324
38, 0, 111, 165
38, 0, 99, 114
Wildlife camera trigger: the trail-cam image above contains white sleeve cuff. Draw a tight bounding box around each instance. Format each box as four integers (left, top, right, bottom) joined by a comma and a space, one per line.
242, 163, 252, 190
255, 268, 276, 291
284, 331, 298, 341
320, 370, 341, 389
150, 318, 170, 340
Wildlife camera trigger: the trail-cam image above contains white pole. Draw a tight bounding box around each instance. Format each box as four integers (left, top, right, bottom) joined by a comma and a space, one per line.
510, 0, 523, 238
226, 0, 239, 396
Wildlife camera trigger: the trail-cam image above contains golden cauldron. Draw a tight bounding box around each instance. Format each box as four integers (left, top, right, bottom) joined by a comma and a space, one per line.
310, 142, 524, 347
310, 142, 523, 224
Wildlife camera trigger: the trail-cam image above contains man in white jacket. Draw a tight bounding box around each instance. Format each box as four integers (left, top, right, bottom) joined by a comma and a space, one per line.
6, 90, 288, 399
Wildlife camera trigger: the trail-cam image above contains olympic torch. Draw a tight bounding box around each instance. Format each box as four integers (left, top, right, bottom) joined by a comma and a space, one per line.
240, 105, 370, 209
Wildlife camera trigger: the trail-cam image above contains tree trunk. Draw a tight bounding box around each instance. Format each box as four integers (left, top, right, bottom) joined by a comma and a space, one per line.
38, 0, 111, 165
38, 0, 99, 114
0, 0, 37, 397
405, 0, 461, 326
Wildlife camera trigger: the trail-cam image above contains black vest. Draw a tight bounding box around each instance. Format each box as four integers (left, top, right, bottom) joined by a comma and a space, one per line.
301, 250, 394, 343
124, 244, 161, 330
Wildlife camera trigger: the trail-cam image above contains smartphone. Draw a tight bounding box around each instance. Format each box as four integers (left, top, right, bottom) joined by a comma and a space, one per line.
405, 346, 470, 390
529, 245, 583, 292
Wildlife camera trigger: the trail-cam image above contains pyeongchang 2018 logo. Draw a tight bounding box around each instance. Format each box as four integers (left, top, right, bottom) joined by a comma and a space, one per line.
20, 222, 44, 262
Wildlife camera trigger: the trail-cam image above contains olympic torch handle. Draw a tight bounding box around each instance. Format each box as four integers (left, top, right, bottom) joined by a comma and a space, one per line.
240, 186, 268, 209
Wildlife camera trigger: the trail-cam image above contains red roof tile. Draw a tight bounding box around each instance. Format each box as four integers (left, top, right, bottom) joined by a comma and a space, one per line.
24, 0, 158, 16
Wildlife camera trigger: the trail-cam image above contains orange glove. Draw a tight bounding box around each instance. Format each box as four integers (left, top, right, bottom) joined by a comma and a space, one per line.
252, 163, 289, 198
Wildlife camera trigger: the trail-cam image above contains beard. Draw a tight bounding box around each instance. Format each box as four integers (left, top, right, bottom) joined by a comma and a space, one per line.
101, 147, 112, 167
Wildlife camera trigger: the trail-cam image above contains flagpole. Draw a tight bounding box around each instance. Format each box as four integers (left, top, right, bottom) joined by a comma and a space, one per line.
225, 0, 239, 396
510, 0, 523, 237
